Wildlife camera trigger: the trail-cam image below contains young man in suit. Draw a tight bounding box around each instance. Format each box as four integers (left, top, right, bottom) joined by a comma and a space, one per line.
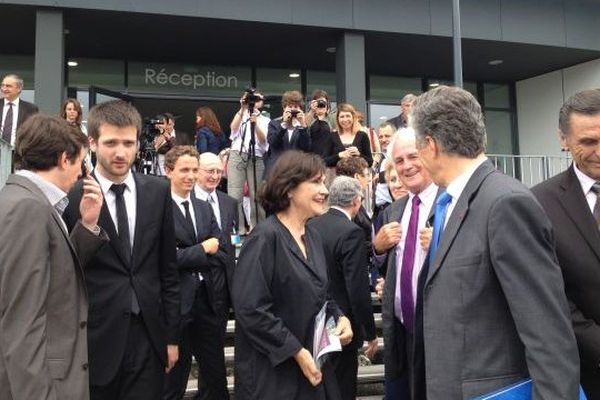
308, 176, 378, 400
372, 128, 437, 400
0, 114, 108, 400
412, 85, 579, 399
63, 100, 180, 400
193, 151, 236, 400
532, 88, 600, 399
163, 146, 228, 400
1, 74, 38, 146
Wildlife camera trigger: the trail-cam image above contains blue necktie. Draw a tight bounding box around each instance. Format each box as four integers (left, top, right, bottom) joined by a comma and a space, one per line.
428, 191, 452, 263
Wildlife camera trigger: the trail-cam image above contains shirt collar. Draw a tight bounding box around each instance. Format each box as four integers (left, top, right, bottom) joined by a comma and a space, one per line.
94, 168, 135, 195
171, 191, 191, 204
573, 162, 597, 196
15, 169, 68, 213
445, 157, 487, 202
194, 184, 215, 201
330, 206, 352, 220
409, 181, 438, 204
4, 97, 19, 106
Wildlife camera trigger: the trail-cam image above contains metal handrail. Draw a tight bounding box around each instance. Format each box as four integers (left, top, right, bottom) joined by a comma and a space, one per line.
487, 153, 572, 187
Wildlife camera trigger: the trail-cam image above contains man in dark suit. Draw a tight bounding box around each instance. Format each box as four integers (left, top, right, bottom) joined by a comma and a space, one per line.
193, 151, 237, 400
411, 85, 579, 399
1, 74, 38, 146
372, 130, 437, 400
385, 93, 416, 131
532, 88, 600, 399
264, 90, 311, 179
308, 176, 378, 400
0, 114, 108, 400
163, 146, 228, 400
63, 100, 180, 400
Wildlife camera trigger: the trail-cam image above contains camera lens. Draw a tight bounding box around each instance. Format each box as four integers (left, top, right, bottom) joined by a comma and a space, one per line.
317, 100, 327, 108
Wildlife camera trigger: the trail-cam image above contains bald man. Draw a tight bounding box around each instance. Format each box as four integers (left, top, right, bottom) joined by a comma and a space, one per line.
192, 152, 238, 400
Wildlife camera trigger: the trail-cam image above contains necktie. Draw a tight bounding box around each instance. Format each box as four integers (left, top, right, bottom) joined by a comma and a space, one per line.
181, 200, 196, 240
208, 193, 222, 229
2, 102, 14, 144
591, 182, 600, 230
110, 183, 140, 314
395, 195, 421, 330
428, 191, 453, 263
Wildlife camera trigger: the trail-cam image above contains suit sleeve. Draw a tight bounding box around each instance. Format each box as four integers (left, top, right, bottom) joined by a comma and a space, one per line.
69, 220, 109, 268
0, 200, 58, 399
232, 234, 303, 367
158, 185, 181, 345
297, 127, 312, 152
570, 300, 600, 366
339, 228, 377, 341
488, 192, 579, 399
267, 119, 285, 150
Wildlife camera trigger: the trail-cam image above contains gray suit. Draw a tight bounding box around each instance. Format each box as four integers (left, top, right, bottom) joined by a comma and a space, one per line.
0, 174, 108, 400
419, 161, 579, 399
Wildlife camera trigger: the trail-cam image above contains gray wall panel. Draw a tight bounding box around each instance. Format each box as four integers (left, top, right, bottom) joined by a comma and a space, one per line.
565, 0, 600, 51
291, 0, 353, 28
352, 0, 431, 34
501, 0, 566, 47
461, 0, 502, 40
430, 0, 452, 36
196, 0, 292, 24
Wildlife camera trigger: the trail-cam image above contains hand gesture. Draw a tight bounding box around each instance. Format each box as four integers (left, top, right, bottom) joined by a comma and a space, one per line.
201, 237, 219, 254
375, 278, 385, 300
165, 345, 179, 373
363, 337, 379, 360
294, 348, 322, 386
419, 226, 433, 250
80, 175, 103, 229
335, 316, 353, 346
373, 222, 402, 254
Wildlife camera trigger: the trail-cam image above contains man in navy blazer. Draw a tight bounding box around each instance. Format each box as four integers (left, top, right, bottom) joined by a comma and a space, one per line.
163, 146, 228, 400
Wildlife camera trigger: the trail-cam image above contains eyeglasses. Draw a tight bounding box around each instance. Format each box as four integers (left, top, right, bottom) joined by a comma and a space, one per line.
200, 168, 223, 175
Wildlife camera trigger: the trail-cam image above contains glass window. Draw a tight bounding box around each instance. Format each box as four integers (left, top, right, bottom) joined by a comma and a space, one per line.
369, 75, 422, 102
0, 54, 35, 88
306, 70, 336, 99
68, 58, 125, 90
128, 62, 251, 97
484, 83, 510, 108
256, 68, 302, 97
485, 110, 514, 154
77, 90, 90, 128
368, 103, 402, 129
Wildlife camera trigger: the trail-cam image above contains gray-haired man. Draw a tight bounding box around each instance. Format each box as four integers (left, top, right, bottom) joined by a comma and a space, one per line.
1, 74, 38, 146
308, 176, 378, 400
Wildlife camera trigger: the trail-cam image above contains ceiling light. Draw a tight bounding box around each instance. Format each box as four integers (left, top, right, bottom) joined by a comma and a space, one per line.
489, 59, 503, 66
289, 73, 300, 78
429, 82, 440, 88
67, 60, 78, 67
379, 116, 387, 120
326, 47, 336, 53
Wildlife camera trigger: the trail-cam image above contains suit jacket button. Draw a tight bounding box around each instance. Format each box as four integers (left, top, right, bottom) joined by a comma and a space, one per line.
80, 321, 87, 329
82, 363, 89, 371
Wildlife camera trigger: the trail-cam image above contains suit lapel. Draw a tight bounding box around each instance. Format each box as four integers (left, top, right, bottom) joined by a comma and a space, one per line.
558, 166, 600, 261
426, 161, 495, 285
216, 191, 228, 232
131, 173, 147, 270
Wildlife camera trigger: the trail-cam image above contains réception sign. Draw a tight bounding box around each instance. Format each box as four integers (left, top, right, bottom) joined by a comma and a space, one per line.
128, 62, 251, 96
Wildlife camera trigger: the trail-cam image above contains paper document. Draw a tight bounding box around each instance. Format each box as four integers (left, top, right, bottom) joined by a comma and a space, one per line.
312, 301, 342, 369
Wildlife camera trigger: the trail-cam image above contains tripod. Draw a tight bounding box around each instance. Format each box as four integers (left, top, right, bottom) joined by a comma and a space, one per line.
245, 100, 261, 230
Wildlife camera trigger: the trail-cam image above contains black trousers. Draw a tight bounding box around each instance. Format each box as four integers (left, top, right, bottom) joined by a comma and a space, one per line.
91, 314, 164, 400
334, 344, 359, 400
163, 281, 229, 400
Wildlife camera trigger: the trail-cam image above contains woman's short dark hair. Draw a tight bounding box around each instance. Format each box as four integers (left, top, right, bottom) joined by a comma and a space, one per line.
336, 156, 368, 177
15, 114, 88, 171
260, 151, 325, 214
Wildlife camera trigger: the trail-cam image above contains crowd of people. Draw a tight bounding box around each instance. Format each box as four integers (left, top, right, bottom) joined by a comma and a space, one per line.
1, 70, 600, 400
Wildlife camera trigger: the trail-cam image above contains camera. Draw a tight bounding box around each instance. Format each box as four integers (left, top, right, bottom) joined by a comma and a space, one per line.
243, 87, 263, 106
316, 99, 327, 108
290, 110, 300, 117
140, 118, 163, 148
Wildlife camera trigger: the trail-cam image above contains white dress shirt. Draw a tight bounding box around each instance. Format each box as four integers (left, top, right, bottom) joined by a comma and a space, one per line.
95, 169, 137, 247
444, 157, 488, 228
573, 162, 599, 214
171, 192, 197, 235
195, 185, 221, 229
2, 98, 20, 146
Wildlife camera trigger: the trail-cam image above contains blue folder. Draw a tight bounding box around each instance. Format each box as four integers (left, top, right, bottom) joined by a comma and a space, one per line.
471, 378, 587, 400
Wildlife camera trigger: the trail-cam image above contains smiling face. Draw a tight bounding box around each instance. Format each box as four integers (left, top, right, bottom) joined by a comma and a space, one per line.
561, 112, 600, 180
288, 173, 329, 219
385, 167, 408, 200
337, 111, 354, 132
166, 154, 199, 198
392, 134, 431, 194
1, 76, 21, 102
197, 155, 223, 193
91, 123, 138, 182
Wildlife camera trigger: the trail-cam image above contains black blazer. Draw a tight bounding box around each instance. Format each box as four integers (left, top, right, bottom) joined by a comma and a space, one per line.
532, 165, 600, 397
337, 130, 373, 167
308, 208, 376, 348
264, 117, 311, 178
215, 190, 239, 295
173, 195, 227, 317
1, 98, 38, 132
63, 173, 180, 386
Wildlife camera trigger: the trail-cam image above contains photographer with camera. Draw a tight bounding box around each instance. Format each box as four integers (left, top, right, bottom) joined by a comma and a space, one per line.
264, 90, 311, 179
153, 113, 177, 175
228, 89, 270, 234
306, 89, 345, 169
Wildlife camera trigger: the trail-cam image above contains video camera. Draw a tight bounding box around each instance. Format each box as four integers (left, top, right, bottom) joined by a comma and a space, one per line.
140, 117, 163, 146
242, 87, 263, 107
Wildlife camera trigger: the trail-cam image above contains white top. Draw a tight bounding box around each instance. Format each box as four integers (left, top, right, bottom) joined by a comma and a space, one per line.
230, 111, 270, 156
95, 169, 137, 248
195, 185, 221, 229
444, 157, 488, 228
396, 182, 438, 308
573, 162, 599, 214
2, 98, 20, 146
171, 192, 197, 235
